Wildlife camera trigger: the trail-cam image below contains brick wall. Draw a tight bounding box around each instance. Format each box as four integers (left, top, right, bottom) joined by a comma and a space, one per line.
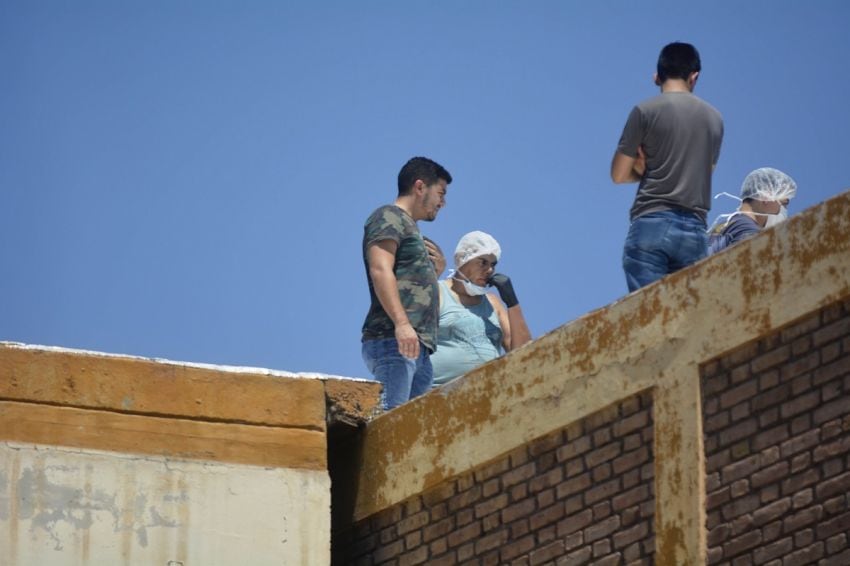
702, 298, 850, 565
335, 392, 655, 565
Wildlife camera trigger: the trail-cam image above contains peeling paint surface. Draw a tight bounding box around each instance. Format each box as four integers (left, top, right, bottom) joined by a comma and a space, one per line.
351, 190, 850, 565
1, 443, 330, 565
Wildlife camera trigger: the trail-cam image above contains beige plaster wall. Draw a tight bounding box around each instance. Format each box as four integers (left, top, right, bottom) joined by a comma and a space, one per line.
1, 442, 329, 566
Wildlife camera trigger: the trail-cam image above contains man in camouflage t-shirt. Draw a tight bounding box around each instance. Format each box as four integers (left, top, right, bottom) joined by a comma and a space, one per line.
362, 157, 452, 410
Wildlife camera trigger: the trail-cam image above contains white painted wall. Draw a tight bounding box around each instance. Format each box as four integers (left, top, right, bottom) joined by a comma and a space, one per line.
0, 442, 330, 566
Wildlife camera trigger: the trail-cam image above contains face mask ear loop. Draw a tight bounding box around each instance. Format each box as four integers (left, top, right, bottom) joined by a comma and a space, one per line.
714, 192, 743, 202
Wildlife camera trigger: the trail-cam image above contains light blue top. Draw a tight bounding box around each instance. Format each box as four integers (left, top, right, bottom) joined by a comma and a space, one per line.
431, 280, 503, 386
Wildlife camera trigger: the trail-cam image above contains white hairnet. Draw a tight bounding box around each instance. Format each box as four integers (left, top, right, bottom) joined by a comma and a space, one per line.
453, 231, 501, 268
740, 168, 797, 201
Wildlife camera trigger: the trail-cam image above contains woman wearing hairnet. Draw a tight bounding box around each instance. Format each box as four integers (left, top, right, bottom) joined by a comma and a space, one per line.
708, 167, 797, 255
430, 231, 532, 386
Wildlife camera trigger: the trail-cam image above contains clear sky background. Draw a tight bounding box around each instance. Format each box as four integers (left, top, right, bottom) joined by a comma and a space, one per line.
2, 1, 849, 379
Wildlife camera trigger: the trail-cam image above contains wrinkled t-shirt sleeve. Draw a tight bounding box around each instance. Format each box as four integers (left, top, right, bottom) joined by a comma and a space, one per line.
616, 106, 643, 158
725, 216, 760, 245
364, 207, 406, 249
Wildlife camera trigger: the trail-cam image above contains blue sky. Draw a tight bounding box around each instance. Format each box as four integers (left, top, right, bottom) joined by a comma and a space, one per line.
2, 1, 849, 378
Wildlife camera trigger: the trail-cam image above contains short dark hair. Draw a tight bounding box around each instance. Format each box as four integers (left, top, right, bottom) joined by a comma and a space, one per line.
397, 157, 452, 196
657, 42, 701, 83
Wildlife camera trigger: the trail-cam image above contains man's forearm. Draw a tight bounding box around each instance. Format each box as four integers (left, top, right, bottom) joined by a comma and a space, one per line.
370, 268, 411, 329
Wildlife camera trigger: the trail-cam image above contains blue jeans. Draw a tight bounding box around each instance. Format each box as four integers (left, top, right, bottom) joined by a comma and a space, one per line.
362, 338, 433, 410
623, 209, 708, 292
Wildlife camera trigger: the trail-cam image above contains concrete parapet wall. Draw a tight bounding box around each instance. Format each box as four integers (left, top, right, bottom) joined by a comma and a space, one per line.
0, 343, 381, 565
336, 189, 850, 565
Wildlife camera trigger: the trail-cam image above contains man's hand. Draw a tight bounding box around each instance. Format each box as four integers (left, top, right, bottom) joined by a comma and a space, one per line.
423, 236, 446, 277
488, 273, 519, 308
395, 322, 420, 359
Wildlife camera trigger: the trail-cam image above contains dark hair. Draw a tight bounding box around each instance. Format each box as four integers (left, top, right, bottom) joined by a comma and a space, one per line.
657, 42, 701, 83
397, 156, 452, 196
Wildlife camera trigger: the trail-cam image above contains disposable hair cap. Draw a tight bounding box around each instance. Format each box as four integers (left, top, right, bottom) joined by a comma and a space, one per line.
453, 231, 501, 268
740, 167, 797, 202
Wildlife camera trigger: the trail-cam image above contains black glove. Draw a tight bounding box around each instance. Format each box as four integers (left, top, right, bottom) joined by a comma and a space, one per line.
488, 273, 519, 308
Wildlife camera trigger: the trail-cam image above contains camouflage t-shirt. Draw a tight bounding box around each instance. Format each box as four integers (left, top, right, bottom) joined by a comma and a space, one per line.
361, 205, 438, 352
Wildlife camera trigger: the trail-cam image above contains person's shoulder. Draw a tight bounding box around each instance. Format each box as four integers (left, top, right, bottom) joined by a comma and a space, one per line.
724, 214, 760, 241
689, 94, 723, 120
365, 204, 409, 227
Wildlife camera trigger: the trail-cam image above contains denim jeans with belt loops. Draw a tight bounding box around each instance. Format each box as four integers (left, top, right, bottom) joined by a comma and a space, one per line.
362, 338, 433, 410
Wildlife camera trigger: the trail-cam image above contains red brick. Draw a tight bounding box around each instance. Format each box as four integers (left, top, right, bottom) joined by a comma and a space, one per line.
780, 350, 821, 382
473, 528, 509, 555
404, 530, 422, 550
722, 494, 761, 521
613, 521, 650, 549
813, 317, 850, 347
822, 379, 843, 401
482, 510, 501, 533
528, 430, 564, 456
528, 540, 565, 565
706, 410, 731, 434
731, 479, 749, 498
502, 462, 536, 488
372, 505, 403, 530
422, 481, 456, 507
751, 461, 789, 488
508, 445, 531, 468
475, 457, 511, 482
557, 508, 593, 537
373, 539, 405, 563
592, 462, 613, 482
780, 313, 821, 342
509, 483, 528, 502
556, 472, 591, 500
529, 502, 566, 531
822, 340, 842, 364
456, 508, 474, 527
791, 488, 813, 509
429, 536, 449, 556
475, 493, 509, 519
612, 484, 650, 512
722, 530, 762, 558
814, 397, 850, 425
704, 373, 730, 396
721, 342, 760, 369
813, 355, 850, 386
482, 478, 500, 498
397, 510, 429, 535
397, 544, 428, 565
816, 471, 850, 500
585, 404, 621, 431
499, 534, 535, 561
447, 521, 481, 548
557, 436, 591, 462
501, 498, 535, 523
448, 485, 482, 513
752, 345, 791, 373
791, 336, 811, 357
781, 468, 820, 495
819, 549, 850, 566
721, 453, 761, 483
752, 423, 790, 451
456, 471, 475, 492
721, 380, 759, 410
760, 484, 780, 504
790, 413, 812, 436
782, 504, 822, 531
720, 418, 758, 446
780, 391, 820, 419
558, 547, 593, 566
422, 517, 454, 543
762, 519, 782, 543
529, 466, 564, 494
782, 542, 824, 564
794, 528, 815, 547
826, 533, 847, 554
585, 478, 620, 505
585, 515, 620, 543
752, 537, 793, 564
456, 541, 474, 561
780, 429, 820, 458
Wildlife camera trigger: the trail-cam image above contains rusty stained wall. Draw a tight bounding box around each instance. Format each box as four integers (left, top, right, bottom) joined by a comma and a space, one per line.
0, 442, 331, 566
344, 189, 850, 565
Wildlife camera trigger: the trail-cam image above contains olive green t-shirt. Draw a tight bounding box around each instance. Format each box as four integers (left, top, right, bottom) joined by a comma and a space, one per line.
361, 205, 438, 352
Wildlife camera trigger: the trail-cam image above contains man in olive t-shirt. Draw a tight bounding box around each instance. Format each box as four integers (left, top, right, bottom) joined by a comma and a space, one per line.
611, 42, 724, 292
361, 156, 452, 410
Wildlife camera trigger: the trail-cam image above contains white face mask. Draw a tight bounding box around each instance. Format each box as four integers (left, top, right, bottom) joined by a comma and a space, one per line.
762, 205, 788, 228
453, 272, 488, 296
